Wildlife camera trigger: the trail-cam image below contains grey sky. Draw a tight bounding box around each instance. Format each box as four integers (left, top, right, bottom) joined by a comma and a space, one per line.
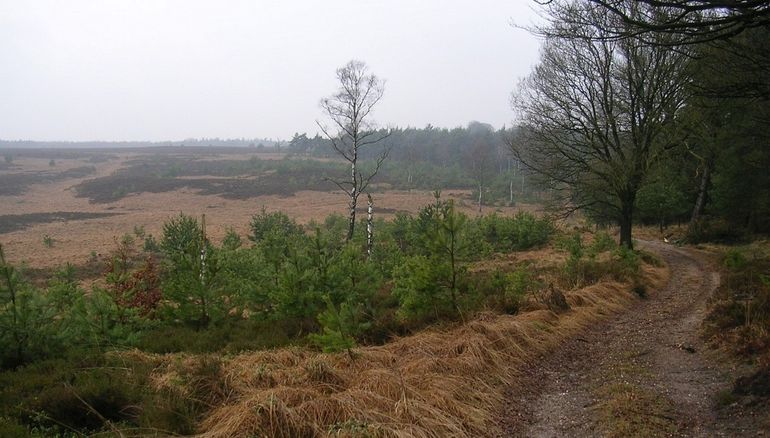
0, 1, 542, 141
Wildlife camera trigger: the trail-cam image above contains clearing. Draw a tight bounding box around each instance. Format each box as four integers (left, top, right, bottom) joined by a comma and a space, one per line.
0, 148, 530, 270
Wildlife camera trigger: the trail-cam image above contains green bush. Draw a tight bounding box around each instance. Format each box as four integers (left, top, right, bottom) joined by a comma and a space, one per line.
160, 214, 223, 328
589, 231, 616, 257
74, 286, 153, 349
142, 233, 160, 252
310, 296, 370, 353
248, 208, 304, 244
1, 247, 63, 368
218, 247, 272, 315
723, 249, 748, 271
504, 267, 539, 313
393, 255, 453, 324
222, 227, 242, 250
557, 232, 642, 288
161, 213, 204, 255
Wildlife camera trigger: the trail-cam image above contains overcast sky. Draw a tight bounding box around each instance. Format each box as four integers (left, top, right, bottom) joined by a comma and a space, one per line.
0, 1, 543, 141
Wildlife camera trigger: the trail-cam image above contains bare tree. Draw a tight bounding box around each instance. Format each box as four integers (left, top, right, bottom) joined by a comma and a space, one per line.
511, 0, 692, 248
535, 0, 770, 44
464, 122, 497, 213
317, 60, 391, 241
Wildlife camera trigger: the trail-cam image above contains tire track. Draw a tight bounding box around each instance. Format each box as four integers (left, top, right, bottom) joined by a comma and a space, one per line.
498, 242, 758, 437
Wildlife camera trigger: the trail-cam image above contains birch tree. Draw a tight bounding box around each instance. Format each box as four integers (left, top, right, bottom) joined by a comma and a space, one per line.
317, 60, 390, 241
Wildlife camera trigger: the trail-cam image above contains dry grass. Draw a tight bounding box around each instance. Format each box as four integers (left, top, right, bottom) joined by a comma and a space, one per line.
0, 154, 532, 270
590, 342, 683, 437
594, 382, 682, 438
113, 261, 666, 438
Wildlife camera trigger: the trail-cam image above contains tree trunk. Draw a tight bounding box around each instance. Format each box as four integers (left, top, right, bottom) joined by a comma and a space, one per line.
366, 194, 374, 257
348, 156, 357, 241
690, 163, 711, 224
620, 201, 634, 249
478, 183, 482, 213
348, 191, 357, 241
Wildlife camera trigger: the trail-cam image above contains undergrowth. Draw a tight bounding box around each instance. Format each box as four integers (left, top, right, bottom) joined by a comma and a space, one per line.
704, 242, 770, 411
705, 243, 770, 358
0, 206, 664, 436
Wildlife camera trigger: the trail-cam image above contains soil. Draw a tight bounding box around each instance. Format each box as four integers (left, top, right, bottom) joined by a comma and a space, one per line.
498, 241, 769, 437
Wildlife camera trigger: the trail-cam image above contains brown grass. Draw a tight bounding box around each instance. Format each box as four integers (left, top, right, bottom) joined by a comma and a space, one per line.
0, 154, 533, 270
113, 262, 666, 438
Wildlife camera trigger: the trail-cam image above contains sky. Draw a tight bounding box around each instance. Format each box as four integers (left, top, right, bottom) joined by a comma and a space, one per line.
0, 1, 543, 142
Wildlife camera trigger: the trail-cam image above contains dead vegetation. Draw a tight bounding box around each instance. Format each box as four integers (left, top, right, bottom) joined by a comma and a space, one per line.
0, 211, 120, 234
0, 165, 95, 196
592, 347, 684, 437
115, 261, 664, 437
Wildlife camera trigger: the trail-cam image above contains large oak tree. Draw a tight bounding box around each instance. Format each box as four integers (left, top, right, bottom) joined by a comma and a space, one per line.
511, 0, 692, 248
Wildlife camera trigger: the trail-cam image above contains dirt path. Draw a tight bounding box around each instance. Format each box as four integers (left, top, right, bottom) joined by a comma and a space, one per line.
498, 241, 764, 437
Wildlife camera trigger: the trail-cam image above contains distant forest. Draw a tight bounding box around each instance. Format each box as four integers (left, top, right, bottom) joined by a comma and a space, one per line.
0, 137, 285, 149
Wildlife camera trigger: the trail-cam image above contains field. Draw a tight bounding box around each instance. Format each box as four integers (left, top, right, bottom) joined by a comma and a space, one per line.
0, 147, 527, 272
3, 147, 766, 437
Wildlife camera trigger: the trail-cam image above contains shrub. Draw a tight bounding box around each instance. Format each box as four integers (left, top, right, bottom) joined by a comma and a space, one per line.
76, 286, 151, 348
706, 246, 770, 357
723, 249, 748, 271
137, 319, 296, 354
142, 234, 160, 253
161, 213, 204, 255
248, 208, 304, 244
557, 232, 642, 288
222, 227, 242, 251
391, 198, 501, 325
612, 246, 641, 280
464, 212, 552, 256
509, 212, 554, 250
589, 231, 616, 257
310, 296, 370, 354
160, 214, 223, 328
218, 246, 272, 315
0, 246, 61, 368
32, 367, 140, 431
42, 234, 54, 248
393, 255, 456, 324
505, 267, 538, 313
686, 219, 748, 244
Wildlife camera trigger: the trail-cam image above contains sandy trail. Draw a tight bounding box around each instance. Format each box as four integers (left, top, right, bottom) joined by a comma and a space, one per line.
498, 241, 763, 437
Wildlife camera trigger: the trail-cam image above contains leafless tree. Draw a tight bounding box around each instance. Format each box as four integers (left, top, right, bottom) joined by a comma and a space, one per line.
464, 123, 497, 213
511, 1, 692, 248
535, 0, 770, 44
317, 60, 391, 241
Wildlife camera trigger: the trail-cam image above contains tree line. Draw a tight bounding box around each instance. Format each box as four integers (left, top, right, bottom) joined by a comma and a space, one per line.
510, 0, 770, 247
